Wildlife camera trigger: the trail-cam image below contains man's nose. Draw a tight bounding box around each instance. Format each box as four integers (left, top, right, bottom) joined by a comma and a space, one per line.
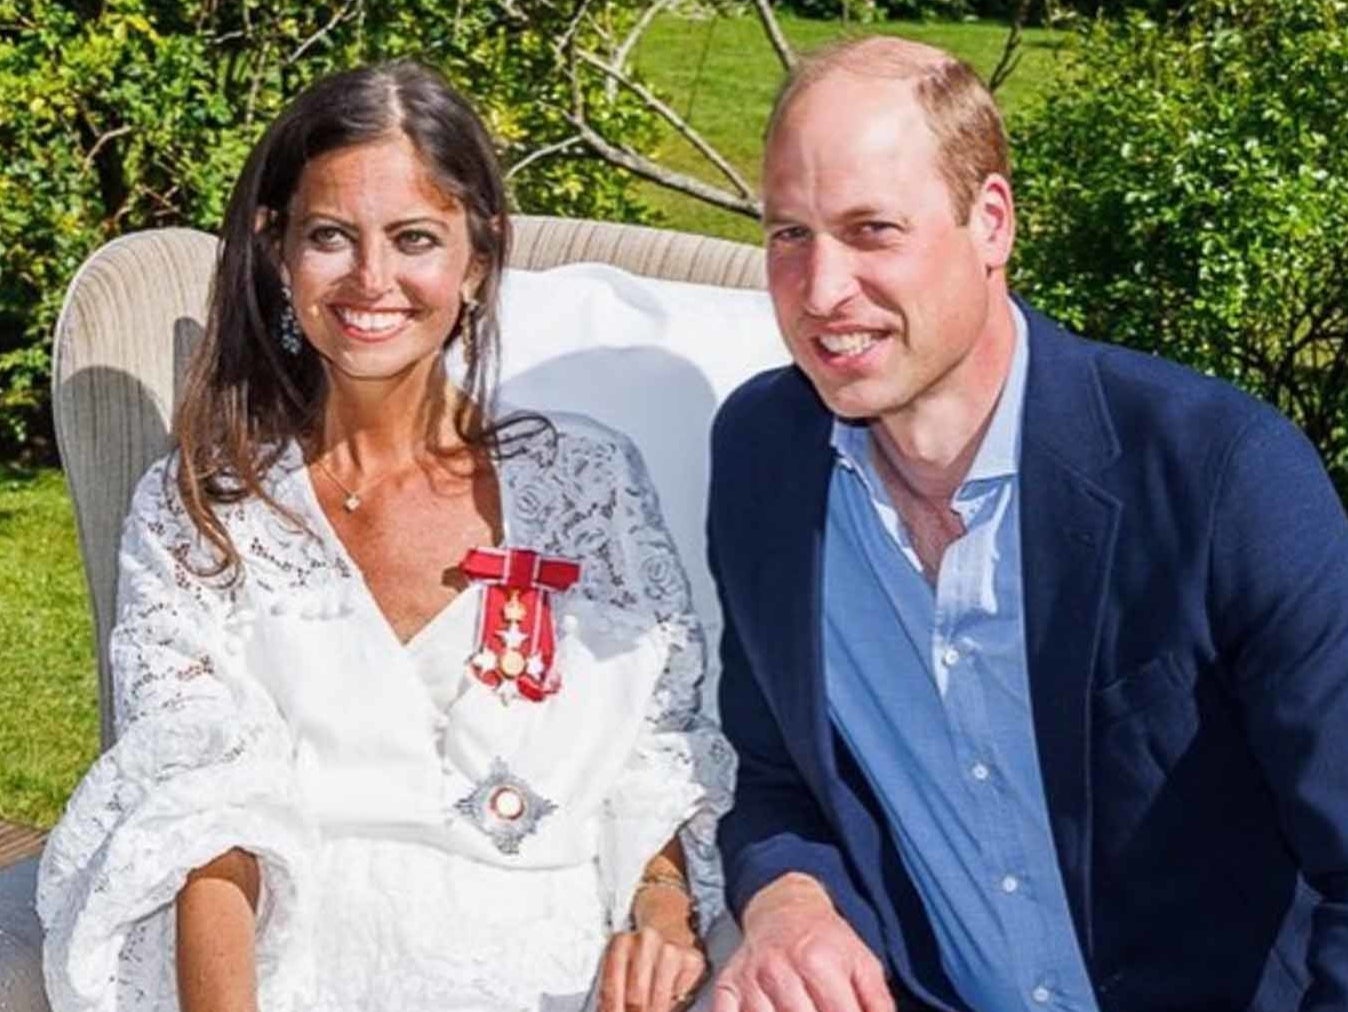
801, 236, 858, 318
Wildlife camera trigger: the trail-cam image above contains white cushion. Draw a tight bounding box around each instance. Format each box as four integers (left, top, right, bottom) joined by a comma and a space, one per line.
494, 263, 788, 697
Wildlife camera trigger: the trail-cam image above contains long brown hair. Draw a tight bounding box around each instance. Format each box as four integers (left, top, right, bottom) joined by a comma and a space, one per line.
174, 61, 517, 580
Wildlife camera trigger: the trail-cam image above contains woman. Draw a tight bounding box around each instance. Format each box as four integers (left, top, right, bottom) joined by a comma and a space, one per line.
37, 62, 733, 1012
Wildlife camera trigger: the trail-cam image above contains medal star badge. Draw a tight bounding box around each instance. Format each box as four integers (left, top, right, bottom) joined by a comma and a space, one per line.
459, 547, 581, 704
454, 758, 556, 854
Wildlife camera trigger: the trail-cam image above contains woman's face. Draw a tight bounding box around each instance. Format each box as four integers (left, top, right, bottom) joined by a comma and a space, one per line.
279, 133, 482, 387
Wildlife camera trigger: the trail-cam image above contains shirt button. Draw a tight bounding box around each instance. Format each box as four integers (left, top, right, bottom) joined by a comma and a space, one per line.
942, 645, 960, 666
970, 762, 991, 781
1000, 874, 1020, 894
1031, 985, 1051, 1004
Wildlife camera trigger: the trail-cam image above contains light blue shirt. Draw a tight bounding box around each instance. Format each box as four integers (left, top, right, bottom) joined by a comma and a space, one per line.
823, 307, 1099, 1012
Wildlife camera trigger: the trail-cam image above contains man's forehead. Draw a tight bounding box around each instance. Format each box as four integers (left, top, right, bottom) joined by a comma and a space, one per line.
763, 75, 939, 214
769, 73, 932, 162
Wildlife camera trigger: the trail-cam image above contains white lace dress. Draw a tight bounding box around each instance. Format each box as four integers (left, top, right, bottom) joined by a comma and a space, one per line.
37, 411, 735, 1012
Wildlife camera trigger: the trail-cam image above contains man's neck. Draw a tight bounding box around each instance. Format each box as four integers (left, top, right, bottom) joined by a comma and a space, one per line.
871, 296, 1017, 501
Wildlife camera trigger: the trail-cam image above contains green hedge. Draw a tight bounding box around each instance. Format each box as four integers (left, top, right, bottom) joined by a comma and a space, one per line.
1013, 0, 1348, 493
0, 0, 661, 460
773, 0, 1186, 25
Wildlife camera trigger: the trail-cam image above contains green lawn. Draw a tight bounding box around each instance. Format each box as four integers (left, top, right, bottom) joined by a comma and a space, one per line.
0, 467, 98, 827
0, 16, 1066, 828
632, 11, 1067, 242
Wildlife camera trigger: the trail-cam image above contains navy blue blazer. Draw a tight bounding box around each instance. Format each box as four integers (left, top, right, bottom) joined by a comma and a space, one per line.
709, 304, 1348, 1012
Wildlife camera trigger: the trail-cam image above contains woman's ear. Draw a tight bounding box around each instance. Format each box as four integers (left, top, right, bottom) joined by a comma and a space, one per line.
461, 262, 487, 307
254, 207, 291, 288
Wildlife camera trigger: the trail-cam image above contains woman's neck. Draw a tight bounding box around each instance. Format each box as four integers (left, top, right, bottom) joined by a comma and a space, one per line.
314, 359, 462, 476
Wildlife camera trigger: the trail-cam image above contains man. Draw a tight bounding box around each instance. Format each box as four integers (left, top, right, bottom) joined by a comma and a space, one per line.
707, 35, 1348, 1012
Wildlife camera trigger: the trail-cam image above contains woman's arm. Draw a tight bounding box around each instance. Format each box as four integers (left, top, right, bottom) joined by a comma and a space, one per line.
176, 848, 262, 1012
599, 835, 707, 1012
629, 838, 697, 946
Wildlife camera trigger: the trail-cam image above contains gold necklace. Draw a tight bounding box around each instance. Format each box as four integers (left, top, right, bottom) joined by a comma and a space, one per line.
313, 455, 394, 512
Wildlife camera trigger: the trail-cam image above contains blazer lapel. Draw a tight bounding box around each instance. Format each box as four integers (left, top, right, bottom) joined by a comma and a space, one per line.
751, 371, 839, 783
1018, 305, 1122, 963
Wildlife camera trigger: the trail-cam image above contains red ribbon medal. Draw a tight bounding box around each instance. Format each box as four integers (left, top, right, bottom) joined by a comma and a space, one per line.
459, 547, 582, 703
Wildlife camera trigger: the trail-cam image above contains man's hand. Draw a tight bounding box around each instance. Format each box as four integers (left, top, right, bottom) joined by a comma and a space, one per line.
712, 874, 895, 1012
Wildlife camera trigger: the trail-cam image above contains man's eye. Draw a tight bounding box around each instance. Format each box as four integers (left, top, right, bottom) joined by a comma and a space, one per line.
852, 221, 905, 247
769, 226, 808, 245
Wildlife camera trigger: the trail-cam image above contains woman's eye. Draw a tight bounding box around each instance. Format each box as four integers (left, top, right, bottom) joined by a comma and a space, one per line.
307, 225, 347, 248
397, 230, 440, 252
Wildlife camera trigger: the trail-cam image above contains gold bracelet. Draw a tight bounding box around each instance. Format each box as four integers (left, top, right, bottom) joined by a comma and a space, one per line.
634, 871, 692, 897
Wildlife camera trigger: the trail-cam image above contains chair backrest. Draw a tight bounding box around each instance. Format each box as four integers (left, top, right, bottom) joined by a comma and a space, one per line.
52, 216, 775, 747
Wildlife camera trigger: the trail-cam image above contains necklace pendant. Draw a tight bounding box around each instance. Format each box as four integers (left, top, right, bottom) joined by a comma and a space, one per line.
342, 493, 361, 512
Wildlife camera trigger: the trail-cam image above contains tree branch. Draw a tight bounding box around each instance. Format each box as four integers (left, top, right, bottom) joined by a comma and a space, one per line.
287, 0, 362, 65
575, 47, 755, 198
81, 124, 132, 172
987, 0, 1026, 94
505, 134, 585, 180
750, 0, 794, 71
608, 0, 673, 99
567, 115, 761, 218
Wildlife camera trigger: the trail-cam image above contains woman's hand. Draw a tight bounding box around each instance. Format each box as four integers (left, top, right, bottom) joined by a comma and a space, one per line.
602, 836, 706, 1010
598, 921, 707, 1012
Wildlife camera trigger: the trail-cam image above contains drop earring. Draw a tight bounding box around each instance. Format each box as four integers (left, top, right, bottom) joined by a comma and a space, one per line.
458, 295, 479, 356
278, 289, 303, 356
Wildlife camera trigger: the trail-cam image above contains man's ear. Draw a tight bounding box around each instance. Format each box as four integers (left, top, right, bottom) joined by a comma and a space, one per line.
971, 173, 1015, 271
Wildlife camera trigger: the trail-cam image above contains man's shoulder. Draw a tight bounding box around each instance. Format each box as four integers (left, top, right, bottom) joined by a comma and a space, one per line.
714, 365, 823, 442
1024, 302, 1280, 443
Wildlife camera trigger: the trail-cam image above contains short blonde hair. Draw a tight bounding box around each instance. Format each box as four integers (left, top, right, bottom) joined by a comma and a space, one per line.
766, 36, 1010, 224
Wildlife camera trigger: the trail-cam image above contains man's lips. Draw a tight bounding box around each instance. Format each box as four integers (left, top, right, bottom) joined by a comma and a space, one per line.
813, 328, 889, 361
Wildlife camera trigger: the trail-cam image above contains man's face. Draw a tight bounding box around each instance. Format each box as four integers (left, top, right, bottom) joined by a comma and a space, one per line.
762, 73, 1009, 421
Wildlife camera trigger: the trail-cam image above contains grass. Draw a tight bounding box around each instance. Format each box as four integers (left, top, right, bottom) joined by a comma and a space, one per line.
0, 466, 98, 828
0, 16, 1066, 828
632, 11, 1069, 243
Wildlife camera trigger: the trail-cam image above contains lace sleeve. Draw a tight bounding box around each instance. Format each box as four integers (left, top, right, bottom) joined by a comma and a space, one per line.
594, 435, 737, 935
37, 459, 315, 1012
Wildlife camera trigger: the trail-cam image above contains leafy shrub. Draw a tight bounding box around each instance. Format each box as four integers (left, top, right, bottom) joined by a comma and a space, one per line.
1013, 0, 1348, 493
0, 0, 660, 460
770, 0, 1186, 24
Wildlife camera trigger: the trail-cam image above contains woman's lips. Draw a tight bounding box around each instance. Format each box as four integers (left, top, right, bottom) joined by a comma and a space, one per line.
329, 304, 417, 341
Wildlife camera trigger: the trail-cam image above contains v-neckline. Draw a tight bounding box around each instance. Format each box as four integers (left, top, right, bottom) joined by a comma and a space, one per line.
288, 441, 513, 652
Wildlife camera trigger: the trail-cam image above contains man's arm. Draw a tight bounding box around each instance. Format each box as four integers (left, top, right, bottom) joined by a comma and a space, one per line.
715, 602, 880, 939
710, 484, 894, 1012
1209, 410, 1348, 1011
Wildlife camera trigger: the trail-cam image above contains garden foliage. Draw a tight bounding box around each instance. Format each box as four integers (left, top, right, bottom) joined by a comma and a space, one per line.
0, 0, 659, 458
776, 0, 1184, 25
1013, 0, 1348, 492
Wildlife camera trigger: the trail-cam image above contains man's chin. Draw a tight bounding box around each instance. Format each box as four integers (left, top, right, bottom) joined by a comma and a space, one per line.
815, 383, 904, 423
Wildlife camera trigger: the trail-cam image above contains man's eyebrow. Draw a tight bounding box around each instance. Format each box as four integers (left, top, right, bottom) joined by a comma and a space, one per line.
840, 206, 912, 229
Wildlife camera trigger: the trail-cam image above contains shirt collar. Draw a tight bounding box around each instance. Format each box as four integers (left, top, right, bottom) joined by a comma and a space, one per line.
829, 300, 1030, 483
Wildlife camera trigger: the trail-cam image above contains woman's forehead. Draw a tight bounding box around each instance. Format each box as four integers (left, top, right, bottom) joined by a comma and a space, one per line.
290, 135, 463, 221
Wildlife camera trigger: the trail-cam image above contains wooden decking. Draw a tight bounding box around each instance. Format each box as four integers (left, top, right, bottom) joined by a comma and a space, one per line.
0, 819, 45, 868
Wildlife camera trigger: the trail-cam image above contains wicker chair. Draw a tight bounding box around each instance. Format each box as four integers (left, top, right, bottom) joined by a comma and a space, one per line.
0, 216, 772, 1011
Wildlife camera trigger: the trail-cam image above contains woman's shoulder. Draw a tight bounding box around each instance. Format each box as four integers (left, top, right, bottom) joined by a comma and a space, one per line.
122, 443, 306, 569
502, 407, 648, 482
508, 406, 637, 452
